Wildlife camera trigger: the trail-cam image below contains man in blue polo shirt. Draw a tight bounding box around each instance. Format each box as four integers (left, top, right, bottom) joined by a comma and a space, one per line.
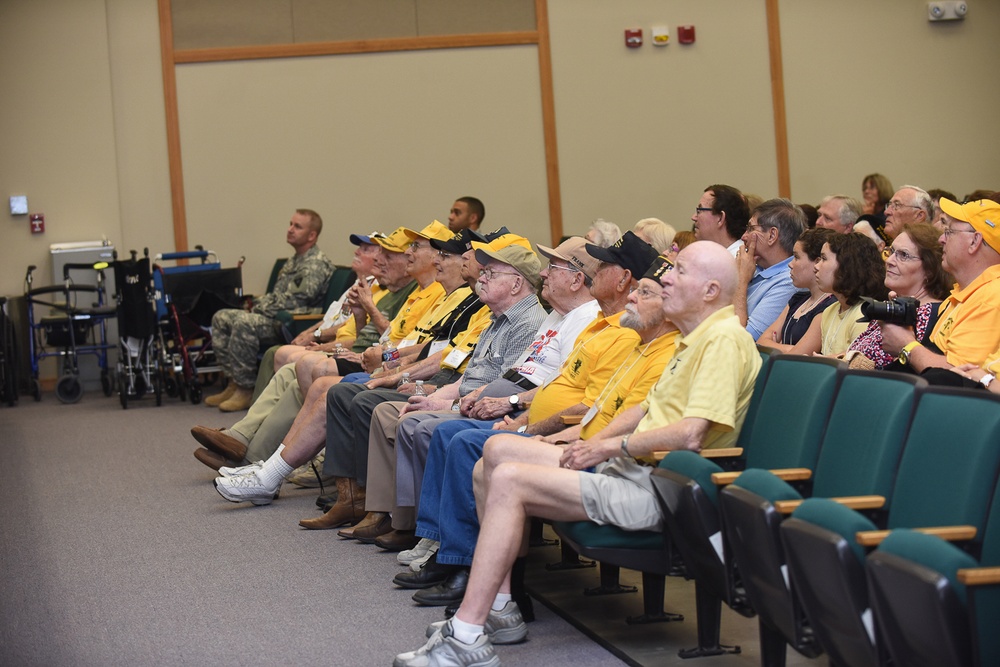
734, 197, 805, 341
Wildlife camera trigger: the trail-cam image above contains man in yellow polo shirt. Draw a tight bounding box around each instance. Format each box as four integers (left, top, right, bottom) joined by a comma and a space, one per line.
393, 240, 761, 667
882, 198, 1000, 370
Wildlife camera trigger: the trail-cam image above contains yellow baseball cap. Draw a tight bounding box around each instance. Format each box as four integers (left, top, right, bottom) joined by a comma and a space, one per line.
940, 198, 1000, 254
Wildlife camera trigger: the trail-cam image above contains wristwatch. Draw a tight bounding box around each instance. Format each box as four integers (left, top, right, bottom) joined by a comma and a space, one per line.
620, 434, 633, 460
981, 373, 996, 389
898, 341, 921, 365
508, 394, 522, 410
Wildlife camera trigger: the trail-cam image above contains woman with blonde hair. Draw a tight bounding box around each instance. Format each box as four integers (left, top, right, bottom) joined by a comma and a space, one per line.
632, 218, 676, 253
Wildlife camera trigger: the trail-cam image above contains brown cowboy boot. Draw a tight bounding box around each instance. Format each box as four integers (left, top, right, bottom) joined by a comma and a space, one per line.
298, 477, 366, 530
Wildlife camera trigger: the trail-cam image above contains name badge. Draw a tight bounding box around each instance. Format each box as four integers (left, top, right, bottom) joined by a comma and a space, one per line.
398, 339, 417, 349
429, 340, 449, 355
443, 348, 470, 369
580, 404, 599, 426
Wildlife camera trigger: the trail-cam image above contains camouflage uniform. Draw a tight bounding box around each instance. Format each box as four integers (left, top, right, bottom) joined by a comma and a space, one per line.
212, 247, 334, 387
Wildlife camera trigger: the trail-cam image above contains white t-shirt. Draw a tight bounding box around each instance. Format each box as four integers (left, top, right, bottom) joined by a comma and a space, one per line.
512, 299, 601, 385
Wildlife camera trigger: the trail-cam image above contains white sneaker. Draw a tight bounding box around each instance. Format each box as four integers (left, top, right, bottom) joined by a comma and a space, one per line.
426, 601, 527, 645
214, 470, 280, 506
398, 538, 440, 566
218, 461, 263, 477
394, 620, 499, 667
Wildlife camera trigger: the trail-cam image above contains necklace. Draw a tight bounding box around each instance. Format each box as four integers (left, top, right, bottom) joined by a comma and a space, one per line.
821, 301, 859, 354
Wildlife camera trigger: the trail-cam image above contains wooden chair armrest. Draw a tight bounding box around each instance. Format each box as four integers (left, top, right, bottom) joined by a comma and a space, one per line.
712, 467, 814, 487
702, 447, 743, 459
958, 566, 1000, 586
774, 494, 886, 515
711, 471, 741, 485
561, 414, 583, 425
856, 525, 978, 548
652, 447, 743, 462
292, 314, 322, 321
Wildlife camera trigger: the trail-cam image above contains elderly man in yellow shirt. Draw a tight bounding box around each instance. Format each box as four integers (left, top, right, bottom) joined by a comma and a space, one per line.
393, 240, 761, 667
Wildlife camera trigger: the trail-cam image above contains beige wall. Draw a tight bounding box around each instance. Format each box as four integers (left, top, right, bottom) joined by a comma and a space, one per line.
2, 0, 1000, 299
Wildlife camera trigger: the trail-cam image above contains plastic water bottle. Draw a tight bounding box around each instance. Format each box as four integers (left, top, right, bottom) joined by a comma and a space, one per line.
396, 372, 410, 389
413, 380, 426, 396
382, 342, 401, 370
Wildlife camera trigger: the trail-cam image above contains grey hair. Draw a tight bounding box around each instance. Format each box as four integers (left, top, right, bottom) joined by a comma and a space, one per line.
900, 185, 934, 221
820, 195, 863, 230
588, 219, 623, 248
755, 198, 806, 254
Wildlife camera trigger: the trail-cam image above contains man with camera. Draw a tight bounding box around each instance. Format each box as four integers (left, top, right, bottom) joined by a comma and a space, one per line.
881, 198, 1000, 373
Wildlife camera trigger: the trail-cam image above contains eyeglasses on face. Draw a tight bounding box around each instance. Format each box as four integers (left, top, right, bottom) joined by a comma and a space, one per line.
887, 247, 920, 262
942, 225, 977, 238
885, 201, 921, 212
478, 267, 521, 280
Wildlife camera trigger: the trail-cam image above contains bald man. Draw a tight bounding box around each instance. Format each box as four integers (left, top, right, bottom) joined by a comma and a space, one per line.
393, 241, 763, 666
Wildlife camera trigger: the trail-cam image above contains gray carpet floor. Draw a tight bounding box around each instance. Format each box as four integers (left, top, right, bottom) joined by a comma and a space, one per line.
0, 389, 821, 667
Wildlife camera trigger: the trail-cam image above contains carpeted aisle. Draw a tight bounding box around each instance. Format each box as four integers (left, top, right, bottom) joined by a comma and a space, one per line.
0, 392, 627, 667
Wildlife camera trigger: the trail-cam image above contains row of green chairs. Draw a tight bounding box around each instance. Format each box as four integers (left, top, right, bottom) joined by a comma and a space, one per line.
777, 385, 1000, 667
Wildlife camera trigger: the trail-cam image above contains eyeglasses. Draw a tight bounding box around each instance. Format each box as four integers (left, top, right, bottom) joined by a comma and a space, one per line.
545, 262, 579, 274
943, 225, 978, 238
629, 285, 662, 300
885, 201, 921, 212
409, 241, 431, 251
478, 267, 521, 280
887, 247, 920, 262
746, 223, 766, 233
695, 207, 714, 214
437, 250, 461, 258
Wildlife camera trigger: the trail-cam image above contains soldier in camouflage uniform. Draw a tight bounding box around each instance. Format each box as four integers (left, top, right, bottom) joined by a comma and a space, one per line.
206, 209, 334, 411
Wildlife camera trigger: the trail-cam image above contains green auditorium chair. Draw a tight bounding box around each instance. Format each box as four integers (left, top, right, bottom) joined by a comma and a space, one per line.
641, 354, 842, 656
718, 369, 924, 667
780, 386, 1000, 667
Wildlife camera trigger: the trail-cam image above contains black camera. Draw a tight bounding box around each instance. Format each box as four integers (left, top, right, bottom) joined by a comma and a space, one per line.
858, 296, 919, 327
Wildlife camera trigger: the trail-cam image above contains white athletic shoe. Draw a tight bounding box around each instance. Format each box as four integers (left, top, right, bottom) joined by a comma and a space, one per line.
426, 601, 527, 645
394, 619, 499, 667
213, 470, 280, 506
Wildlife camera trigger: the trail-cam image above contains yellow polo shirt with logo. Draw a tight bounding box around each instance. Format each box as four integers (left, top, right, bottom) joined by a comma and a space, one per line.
930, 264, 1000, 367
439, 303, 493, 373
401, 286, 473, 346
527, 311, 639, 425
335, 284, 388, 344
387, 281, 446, 345
579, 329, 679, 439
635, 305, 761, 458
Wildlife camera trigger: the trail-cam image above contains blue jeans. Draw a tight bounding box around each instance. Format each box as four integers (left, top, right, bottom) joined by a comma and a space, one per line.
416, 419, 530, 566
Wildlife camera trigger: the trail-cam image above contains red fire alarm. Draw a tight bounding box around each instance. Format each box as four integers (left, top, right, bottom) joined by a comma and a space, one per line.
625, 28, 643, 48
678, 25, 696, 44
30, 213, 45, 234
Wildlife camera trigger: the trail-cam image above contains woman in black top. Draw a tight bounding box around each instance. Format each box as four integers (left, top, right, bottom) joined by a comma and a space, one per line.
758, 228, 838, 351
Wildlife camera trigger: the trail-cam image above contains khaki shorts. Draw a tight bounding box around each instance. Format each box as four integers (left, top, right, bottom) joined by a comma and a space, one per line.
578, 458, 663, 532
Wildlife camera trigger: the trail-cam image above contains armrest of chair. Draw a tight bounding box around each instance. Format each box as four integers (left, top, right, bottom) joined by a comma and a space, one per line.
652, 447, 743, 462
958, 566, 1000, 586
774, 494, 886, 515
856, 525, 978, 548
711, 467, 813, 487
561, 414, 583, 425
292, 313, 322, 321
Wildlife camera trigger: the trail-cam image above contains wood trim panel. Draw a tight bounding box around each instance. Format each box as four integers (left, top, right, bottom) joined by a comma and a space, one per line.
535, 0, 562, 244
173, 31, 540, 64
158, 1, 561, 251
765, 0, 791, 198
159, 0, 189, 253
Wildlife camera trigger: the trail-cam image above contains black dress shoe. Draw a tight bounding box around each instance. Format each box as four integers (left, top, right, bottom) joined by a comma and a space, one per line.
392, 554, 458, 589
412, 568, 469, 606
